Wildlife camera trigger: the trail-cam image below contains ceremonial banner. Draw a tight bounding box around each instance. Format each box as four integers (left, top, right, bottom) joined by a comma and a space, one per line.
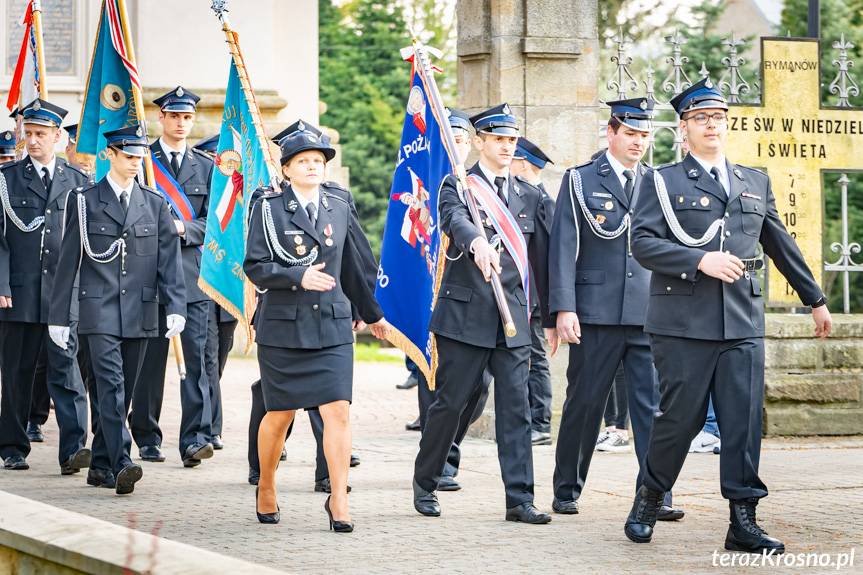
6, 1, 39, 113
198, 59, 277, 341
77, 0, 140, 180
376, 67, 450, 379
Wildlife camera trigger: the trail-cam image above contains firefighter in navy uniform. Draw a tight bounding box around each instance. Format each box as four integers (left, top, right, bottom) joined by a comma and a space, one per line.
129, 86, 216, 467
0, 99, 91, 474
412, 104, 553, 524
623, 79, 832, 553
48, 125, 186, 494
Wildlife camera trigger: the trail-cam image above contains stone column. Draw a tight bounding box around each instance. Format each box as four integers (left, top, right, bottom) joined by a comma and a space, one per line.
457, 0, 600, 189
459, 0, 599, 440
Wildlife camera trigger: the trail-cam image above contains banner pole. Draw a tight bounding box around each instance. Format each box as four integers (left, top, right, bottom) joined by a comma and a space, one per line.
31, 0, 48, 99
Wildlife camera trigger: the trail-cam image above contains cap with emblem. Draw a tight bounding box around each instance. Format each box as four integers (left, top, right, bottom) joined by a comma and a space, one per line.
513, 137, 553, 169
21, 98, 67, 128
0, 130, 16, 156
446, 107, 472, 134
275, 119, 336, 166
670, 77, 728, 116
192, 134, 219, 154
606, 97, 656, 132
470, 103, 519, 137
153, 86, 200, 113
64, 123, 79, 144
104, 124, 149, 157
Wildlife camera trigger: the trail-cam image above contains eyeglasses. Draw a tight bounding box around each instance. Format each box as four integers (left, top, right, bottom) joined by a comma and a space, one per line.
685, 112, 727, 125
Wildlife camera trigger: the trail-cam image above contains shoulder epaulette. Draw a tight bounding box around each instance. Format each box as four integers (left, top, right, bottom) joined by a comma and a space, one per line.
190, 147, 215, 162
74, 182, 98, 194
655, 161, 677, 171
140, 184, 161, 196
736, 164, 767, 177
62, 161, 89, 179
322, 190, 348, 204
321, 180, 349, 192
257, 185, 279, 196
572, 159, 596, 170
0, 158, 25, 173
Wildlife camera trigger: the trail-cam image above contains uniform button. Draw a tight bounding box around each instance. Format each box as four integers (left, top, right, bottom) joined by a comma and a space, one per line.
446, 290, 450, 295
101, 227, 106, 232
144, 228, 149, 233
627, 272, 633, 278
121, 289, 126, 295
122, 271, 127, 276
725, 231, 731, 237
628, 252, 633, 257
725, 212, 730, 218
22, 200, 26, 205
691, 201, 697, 206
312, 304, 319, 310
291, 286, 297, 291
123, 233, 128, 238
681, 273, 687, 280
45, 228, 50, 233
81, 291, 86, 295
46, 209, 51, 214
666, 286, 671, 291
754, 206, 758, 212
725, 250, 731, 254
43, 269, 47, 275
43, 249, 49, 254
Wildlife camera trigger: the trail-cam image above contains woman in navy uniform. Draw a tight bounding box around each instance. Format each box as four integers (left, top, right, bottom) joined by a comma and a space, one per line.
244, 124, 389, 531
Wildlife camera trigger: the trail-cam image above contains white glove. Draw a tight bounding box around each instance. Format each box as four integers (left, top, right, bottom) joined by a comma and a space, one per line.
165, 314, 186, 339
48, 325, 70, 350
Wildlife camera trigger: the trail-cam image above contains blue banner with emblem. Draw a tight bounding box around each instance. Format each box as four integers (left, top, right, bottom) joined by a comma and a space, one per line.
376, 68, 451, 379
198, 59, 277, 343
77, 0, 139, 181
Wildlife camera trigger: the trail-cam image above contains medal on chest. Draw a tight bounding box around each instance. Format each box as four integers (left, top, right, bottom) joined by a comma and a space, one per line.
324, 224, 334, 247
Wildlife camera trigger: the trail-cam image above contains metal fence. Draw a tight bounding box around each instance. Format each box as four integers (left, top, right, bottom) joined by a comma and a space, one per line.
600, 29, 863, 313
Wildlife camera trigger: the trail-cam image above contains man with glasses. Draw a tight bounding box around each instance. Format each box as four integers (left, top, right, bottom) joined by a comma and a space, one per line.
623, 78, 832, 553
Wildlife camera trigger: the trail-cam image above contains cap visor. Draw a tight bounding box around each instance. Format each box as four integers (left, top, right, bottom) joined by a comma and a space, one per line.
22, 118, 59, 128
479, 127, 519, 137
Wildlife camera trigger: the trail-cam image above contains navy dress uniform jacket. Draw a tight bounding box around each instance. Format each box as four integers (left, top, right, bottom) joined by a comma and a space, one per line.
0, 158, 90, 323
150, 143, 213, 303
244, 186, 383, 350
631, 154, 823, 340
548, 153, 650, 325
48, 179, 186, 336
429, 163, 552, 349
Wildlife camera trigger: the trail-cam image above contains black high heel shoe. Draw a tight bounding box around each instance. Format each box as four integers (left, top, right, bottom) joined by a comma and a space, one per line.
325, 495, 354, 533
256, 487, 280, 524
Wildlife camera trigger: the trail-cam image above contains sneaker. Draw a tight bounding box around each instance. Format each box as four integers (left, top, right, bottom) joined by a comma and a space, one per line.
397, 374, 419, 390
596, 432, 631, 453
689, 430, 720, 453
594, 430, 612, 450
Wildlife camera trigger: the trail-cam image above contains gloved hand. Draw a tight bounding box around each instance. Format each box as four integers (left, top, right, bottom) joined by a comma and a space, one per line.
48, 325, 70, 350
165, 314, 186, 339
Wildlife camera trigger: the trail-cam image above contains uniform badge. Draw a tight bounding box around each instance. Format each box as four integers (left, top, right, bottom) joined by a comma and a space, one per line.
734, 168, 743, 179
742, 193, 762, 200
296, 245, 307, 255
177, 87, 185, 97
287, 199, 298, 212
136, 126, 143, 137
503, 103, 512, 116
705, 78, 714, 89
604, 201, 614, 210
307, 135, 316, 142
294, 235, 303, 245
321, 195, 329, 209
518, 213, 527, 218
688, 169, 698, 177
596, 214, 606, 224
324, 224, 334, 246
485, 218, 492, 227
700, 197, 710, 207
33, 100, 41, 112
298, 120, 306, 132
639, 99, 648, 110
678, 196, 684, 203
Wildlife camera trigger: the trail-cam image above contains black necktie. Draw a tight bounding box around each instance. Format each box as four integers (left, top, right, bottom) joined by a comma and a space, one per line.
306, 202, 317, 228
120, 190, 129, 214
170, 151, 180, 178
41, 166, 51, 191
494, 176, 507, 206
623, 169, 635, 201
710, 166, 727, 196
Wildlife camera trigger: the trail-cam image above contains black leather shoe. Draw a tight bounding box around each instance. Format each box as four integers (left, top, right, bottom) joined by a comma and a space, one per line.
314, 477, 352, 493
531, 430, 552, 446
437, 475, 461, 491
506, 502, 552, 524
87, 468, 115, 488
413, 479, 440, 516
182, 442, 214, 467
26, 422, 43, 443
256, 487, 280, 524
350, 454, 360, 467
552, 498, 579, 514
248, 468, 260, 485
60, 448, 91, 475
212, 435, 224, 450
725, 498, 785, 554
405, 417, 421, 431
657, 505, 685, 521
280, 446, 287, 461
325, 495, 353, 532
3, 455, 28, 470
624, 485, 666, 543
115, 464, 143, 495
139, 445, 165, 462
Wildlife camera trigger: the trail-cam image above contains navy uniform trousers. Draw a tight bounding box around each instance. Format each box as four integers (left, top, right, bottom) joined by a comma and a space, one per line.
527, 307, 552, 434
205, 301, 237, 438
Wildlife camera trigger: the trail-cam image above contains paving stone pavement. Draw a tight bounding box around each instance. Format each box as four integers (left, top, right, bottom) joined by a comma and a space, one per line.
1, 356, 861, 574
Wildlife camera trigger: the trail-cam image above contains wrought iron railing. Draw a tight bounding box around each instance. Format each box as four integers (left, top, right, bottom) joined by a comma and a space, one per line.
600, 30, 863, 313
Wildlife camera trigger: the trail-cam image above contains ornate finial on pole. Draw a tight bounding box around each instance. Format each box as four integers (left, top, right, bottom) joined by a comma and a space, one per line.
829, 33, 860, 107
212, 0, 228, 16
719, 31, 751, 103
606, 27, 637, 99
662, 30, 691, 98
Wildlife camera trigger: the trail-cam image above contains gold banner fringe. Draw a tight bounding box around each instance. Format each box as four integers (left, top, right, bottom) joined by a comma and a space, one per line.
384, 325, 431, 381
197, 276, 254, 354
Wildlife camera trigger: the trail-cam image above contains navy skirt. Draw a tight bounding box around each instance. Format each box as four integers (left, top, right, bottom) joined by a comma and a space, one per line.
257, 343, 353, 411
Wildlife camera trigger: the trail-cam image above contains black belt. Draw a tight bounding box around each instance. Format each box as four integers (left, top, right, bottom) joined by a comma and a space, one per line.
740, 258, 763, 272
